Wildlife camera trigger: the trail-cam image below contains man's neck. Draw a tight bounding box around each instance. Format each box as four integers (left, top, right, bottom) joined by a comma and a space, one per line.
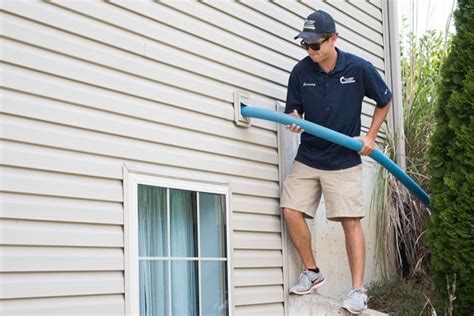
319, 48, 338, 74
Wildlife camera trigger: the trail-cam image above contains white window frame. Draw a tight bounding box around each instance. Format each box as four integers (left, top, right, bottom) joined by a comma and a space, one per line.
124, 170, 232, 316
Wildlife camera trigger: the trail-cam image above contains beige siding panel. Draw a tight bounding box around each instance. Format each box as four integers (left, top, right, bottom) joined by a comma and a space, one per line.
0, 140, 120, 181
0, 246, 123, 272
187, 1, 298, 51
0, 140, 121, 181
234, 268, 283, 287
0, 11, 231, 103
0, 166, 122, 202
363, 100, 377, 115
113, 1, 292, 69
362, 113, 376, 130
0, 157, 277, 204
0, 146, 278, 206
0, 36, 279, 135
0, 272, 124, 299
1, 10, 286, 106
0, 2, 288, 101
0, 192, 123, 225
233, 212, 281, 233
0, 141, 281, 203
0, 61, 275, 146
333, 40, 384, 71
233, 250, 283, 268
234, 285, 284, 306
325, 1, 383, 32
206, 1, 295, 46
271, 1, 312, 19
9, 0, 287, 101
0, 8, 275, 133
105, 0, 296, 73
0, 295, 124, 316
0, 116, 280, 197
233, 231, 282, 250
369, 0, 383, 9
0, 219, 123, 247
329, 39, 384, 71
226, 0, 303, 33
348, 0, 383, 20
0, 85, 277, 165
232, 195, 280, 216
235, 303, 284, 315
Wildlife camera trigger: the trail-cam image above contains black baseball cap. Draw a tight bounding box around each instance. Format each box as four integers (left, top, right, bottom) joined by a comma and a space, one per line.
294, 10, 336, 42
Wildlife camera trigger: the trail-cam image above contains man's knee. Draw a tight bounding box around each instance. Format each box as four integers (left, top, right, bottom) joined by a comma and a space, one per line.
283, 207, 304, 222
340, 217, 362, 232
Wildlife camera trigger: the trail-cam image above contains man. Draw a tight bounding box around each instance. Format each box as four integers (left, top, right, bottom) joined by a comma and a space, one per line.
281, 10, 393, 314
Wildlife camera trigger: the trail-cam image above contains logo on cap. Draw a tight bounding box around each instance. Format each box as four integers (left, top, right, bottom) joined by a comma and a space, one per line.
303, 19, 316, 30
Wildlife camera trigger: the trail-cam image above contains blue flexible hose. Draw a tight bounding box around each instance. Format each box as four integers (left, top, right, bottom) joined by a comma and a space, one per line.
241, 103, 430, 206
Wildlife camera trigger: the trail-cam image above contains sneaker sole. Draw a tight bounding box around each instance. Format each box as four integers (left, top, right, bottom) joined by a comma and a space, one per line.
341, 304, 368, 315
289, 278, 326, 295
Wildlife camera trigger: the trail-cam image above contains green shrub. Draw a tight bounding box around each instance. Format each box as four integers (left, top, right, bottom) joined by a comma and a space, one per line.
427, 0, 474, 314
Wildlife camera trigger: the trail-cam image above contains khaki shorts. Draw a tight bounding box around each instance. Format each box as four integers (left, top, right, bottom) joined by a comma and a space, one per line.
280, 161, 364, 221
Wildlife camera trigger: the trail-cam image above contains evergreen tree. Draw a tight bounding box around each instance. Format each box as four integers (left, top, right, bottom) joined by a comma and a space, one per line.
427, 0, 474, 313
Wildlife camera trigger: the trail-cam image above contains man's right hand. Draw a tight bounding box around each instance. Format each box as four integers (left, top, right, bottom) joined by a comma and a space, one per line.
286, 109, 304, 134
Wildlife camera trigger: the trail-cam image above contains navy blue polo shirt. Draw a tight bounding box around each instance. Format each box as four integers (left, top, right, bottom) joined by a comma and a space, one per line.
285, 48, 393, 170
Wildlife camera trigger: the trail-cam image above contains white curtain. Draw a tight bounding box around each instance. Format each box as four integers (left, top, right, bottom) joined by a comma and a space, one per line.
138, 185, 168, 316
170, 189, 198, 315
199, 193, 227, 315
138, 186, 226, 315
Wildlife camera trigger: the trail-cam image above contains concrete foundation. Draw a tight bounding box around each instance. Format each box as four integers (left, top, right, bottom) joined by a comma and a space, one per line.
289, 293, 388, 316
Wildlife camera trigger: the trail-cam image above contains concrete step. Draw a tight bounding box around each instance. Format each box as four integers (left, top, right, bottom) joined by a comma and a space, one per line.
289, 293, 387, 316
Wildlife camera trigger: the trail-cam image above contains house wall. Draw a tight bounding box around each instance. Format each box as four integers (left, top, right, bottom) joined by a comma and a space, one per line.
0, 1, 391, 315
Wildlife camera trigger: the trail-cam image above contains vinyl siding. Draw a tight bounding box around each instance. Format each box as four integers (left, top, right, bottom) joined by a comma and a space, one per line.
0, 1, 391, 315
0, 295, 125, 315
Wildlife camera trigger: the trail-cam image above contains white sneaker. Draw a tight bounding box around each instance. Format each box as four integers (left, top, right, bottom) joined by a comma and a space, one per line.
342, 288, 368, 314
289, 269, 326, 295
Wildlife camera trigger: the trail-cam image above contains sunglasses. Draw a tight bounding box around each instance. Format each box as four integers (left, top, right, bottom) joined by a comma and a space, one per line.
300, 36, 330, 51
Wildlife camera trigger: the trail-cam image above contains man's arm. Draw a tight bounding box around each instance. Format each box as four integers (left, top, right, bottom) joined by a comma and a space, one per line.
357, 101, 392, 156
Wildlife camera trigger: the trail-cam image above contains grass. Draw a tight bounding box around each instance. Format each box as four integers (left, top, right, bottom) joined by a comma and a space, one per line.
367, 274, 444, 315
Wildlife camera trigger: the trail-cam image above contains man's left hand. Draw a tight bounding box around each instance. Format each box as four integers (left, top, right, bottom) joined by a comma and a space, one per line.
355, 135, 376, 156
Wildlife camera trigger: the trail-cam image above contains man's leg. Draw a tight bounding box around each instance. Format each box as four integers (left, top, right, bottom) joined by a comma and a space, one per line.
284, 207, 325, 295
283, 208, 317, 269
340, 217, 365, 288
281, 162, 325, 294
321, 165, 367, 311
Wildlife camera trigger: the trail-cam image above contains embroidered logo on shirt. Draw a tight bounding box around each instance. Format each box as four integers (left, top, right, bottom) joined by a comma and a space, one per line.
339, 76, 356, 84
303, 82, 317, 87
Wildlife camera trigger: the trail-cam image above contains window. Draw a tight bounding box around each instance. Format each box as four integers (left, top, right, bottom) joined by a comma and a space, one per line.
126, 174, 231, 316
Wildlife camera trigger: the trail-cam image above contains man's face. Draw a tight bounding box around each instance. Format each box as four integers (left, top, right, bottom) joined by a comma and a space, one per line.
304, 35, 335, 63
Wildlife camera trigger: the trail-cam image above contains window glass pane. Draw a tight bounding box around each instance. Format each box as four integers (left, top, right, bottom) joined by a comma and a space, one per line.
200, 193, 226, 258
171, 260, 199, 315
201, 261, 228, 316
139, 260, 169, 316
138, 185, 167, 257
170, 189, 197, 257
